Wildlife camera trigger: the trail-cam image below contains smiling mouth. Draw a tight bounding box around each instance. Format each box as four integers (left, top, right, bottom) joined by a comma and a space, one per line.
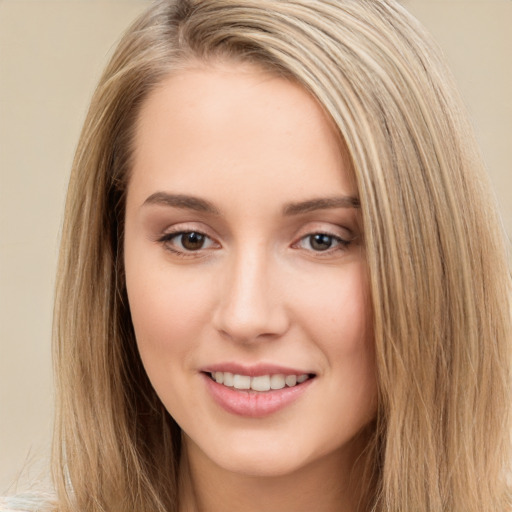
207, 371, 315, 392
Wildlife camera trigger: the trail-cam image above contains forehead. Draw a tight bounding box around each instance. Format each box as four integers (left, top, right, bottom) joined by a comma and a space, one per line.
128, 61, 355, 208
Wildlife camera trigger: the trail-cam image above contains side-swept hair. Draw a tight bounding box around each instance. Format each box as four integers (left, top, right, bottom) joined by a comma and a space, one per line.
53, 1, 511, 511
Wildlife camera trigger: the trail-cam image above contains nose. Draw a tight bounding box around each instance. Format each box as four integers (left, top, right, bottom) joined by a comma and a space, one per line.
212, 247, 290, 343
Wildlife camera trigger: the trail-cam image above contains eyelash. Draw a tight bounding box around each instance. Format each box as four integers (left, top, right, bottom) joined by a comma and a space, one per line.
157, 230, 218, 258
157, 229, 352, 258
293, 232, 351, 254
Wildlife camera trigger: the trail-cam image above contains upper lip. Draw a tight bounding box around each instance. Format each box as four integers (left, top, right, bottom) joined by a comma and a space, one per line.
201, 362, 314, 377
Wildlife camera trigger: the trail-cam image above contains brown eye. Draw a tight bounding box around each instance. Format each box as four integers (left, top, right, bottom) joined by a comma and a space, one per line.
309, 234, 334, 251
180, 232, 206, 250
295, 232, 351, 253
158, 230, 216, 254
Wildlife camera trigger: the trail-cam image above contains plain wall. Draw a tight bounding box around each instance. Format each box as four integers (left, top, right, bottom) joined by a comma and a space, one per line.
1, 0, 511, 492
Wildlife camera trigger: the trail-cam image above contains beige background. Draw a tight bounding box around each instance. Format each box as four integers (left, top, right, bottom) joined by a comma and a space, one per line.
1, 0, 511, 492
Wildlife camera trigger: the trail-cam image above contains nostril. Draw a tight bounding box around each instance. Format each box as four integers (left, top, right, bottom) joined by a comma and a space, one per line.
212, 265, 290, 342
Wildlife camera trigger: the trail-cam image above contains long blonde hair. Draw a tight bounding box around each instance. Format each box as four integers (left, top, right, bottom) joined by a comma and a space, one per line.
53, 1, 512, 511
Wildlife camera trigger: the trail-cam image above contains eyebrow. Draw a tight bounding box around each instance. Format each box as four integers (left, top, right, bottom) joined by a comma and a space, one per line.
143, 192, 221, 214
142, 192, 360, 216
283, 196, 360, 215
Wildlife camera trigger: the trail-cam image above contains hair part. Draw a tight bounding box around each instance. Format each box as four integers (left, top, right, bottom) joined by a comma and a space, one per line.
53, 1, 512, 511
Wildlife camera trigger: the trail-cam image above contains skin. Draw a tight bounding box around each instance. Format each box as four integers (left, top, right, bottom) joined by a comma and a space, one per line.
124, 61, 377, 512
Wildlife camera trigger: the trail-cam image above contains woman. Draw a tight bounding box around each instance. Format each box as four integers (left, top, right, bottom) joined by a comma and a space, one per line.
4, 0, 511, 511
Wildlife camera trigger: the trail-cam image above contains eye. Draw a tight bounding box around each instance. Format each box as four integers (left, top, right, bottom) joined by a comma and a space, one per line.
296, 233, 350, 252
158, 230, 217, 253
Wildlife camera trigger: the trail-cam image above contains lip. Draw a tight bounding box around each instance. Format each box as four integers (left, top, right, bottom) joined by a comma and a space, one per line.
202, 370, 314, 418
202, 362, 312, 377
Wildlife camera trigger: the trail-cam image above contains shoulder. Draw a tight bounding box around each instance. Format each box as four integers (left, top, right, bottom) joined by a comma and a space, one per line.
0, 494, 55, 512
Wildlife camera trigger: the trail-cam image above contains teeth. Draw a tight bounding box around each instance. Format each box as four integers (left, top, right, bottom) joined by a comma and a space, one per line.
251, 375, 271, 391
233, 374, 251, 390
210, 372, 311, 391
270, 374, 285, 390
285, 375, 297, 387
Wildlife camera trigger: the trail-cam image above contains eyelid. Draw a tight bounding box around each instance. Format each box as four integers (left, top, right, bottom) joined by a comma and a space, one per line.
159, 230, 216, 246
290, 223, 355, 254
156, 223, 221, 256
292, 222, 353, 241
292, 232, 350, 252
157, 221, 217, 239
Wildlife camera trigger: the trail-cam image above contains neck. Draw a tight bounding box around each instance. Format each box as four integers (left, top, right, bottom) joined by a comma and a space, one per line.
178, 431, 373, 512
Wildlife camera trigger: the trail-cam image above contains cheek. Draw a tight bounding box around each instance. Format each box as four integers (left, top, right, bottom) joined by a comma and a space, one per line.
124, 265, 217, 417
296, 261, 376, 407
295, 261, 371, 352
125, 256, 214, 368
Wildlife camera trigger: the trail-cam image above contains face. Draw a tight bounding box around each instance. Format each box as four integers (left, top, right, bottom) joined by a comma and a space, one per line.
124, 61, 377, 478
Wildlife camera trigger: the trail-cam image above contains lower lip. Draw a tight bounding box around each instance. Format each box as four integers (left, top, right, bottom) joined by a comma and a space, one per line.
202, 373, 313, 418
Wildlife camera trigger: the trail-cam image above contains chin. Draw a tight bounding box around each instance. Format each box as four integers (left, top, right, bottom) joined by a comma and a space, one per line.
189, 429, 352, 480
213, 450, 312, 478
